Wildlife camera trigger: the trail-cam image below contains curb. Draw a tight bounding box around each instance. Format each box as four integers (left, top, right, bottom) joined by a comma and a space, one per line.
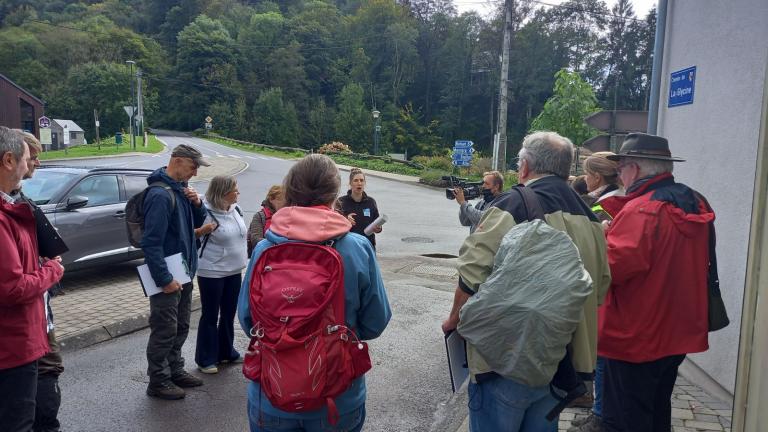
59, 297, 201, 353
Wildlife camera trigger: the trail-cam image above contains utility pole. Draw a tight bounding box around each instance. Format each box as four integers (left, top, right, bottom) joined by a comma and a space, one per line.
126, 60, 136, 150
496, 0, 513, 172
94, 109, 101, 150
137, 69, 144, 145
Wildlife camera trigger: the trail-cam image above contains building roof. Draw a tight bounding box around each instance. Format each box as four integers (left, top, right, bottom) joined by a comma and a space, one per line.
0, 73, 44, 105
53, 119, 84, 133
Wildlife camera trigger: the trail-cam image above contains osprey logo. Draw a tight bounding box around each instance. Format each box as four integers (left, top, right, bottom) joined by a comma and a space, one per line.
281, 287, 304, 303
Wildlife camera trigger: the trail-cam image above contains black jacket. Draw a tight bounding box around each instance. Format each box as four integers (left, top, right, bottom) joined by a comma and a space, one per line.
335, 190, 380, 247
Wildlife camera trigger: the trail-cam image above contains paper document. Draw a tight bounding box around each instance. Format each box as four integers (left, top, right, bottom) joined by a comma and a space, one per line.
136, 253, 191, 297
363, 214, 388, 236
444, 330, 469, 393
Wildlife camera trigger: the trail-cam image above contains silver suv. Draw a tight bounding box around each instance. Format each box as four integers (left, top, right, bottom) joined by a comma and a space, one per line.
21, 166, 153, 271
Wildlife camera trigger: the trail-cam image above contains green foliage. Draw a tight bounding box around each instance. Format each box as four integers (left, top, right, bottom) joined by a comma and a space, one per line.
326, 154, 423, 177
529, 69, 600, 146
412, 154, 453, 171
254, 88, 300, 147
391, 103, 441, 157
333, 83, 372, 152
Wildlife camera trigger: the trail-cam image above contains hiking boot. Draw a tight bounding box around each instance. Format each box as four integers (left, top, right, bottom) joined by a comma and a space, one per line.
568, 392, 594, 409
146, 381, 185, 400
567, 413, 603, 432
171, 370, 204, 388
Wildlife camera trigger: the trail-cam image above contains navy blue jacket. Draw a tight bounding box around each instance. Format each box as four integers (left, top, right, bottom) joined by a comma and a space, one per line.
141, 168, 207, 287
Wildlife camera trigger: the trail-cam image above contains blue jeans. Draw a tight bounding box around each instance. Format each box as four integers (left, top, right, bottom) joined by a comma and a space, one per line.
248, 404, 365, 432
468, 375, 558, 432
593, 356, 605, 417
195, 274, 241, 368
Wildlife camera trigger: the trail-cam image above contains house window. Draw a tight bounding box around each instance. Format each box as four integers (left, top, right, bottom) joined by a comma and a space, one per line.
70, 132, 77, 140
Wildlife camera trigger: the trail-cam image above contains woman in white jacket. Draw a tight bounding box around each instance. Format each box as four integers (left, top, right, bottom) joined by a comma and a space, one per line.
194, 175, 248, 374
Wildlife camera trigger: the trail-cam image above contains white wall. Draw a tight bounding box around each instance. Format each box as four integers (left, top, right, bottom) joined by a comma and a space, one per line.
657, 0, 768, 393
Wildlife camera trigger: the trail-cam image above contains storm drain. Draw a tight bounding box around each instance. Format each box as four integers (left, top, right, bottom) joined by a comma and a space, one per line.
409, 264, 457, 278
401, 236, 434, 243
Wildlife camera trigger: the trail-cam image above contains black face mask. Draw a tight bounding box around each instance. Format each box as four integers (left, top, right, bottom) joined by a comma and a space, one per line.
482, 188, 495, 202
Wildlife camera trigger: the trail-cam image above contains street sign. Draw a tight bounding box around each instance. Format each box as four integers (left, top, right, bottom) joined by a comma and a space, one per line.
40, 128, 52, 146
454, 140, 473, 149
584, 111, 648, 133
95, 120, 100, 127
205, 116, 213, 124
124, 106, 135, 117
452, 147, 474, 155
38, 116, 51, 128
582, 135, 612, 152
62, 124, 70, 145
669, 66, 696, 107
452, 160, 471, 167
205, 122, 212, 129
452, 154, 473, 163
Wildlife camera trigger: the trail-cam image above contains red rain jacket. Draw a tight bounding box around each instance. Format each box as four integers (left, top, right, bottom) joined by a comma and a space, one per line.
598, 173, 712, 363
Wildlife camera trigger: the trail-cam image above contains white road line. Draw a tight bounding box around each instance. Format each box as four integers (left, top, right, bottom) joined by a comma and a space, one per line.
229, 154, 242, 159
216, 154, 226, 157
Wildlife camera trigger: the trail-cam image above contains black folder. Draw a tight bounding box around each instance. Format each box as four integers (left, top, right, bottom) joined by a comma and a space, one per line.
33, 205, 69, 259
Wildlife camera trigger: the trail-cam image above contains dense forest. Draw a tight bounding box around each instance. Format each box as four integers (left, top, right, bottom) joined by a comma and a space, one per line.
0, 0, 655, 157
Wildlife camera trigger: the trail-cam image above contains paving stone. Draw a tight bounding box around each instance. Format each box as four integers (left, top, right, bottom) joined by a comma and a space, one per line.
672, 408, 694, 420
672, 399, 691, 409
714, 409, 733, 417
684, 420, 723, 431
720, 417, 731, 427
671, 418, 684, 426
692, 406, 717, 415
560, 412, 575, 421
677, 394, 696, 400
673, 427, 695, 432
694, 413, 720, 423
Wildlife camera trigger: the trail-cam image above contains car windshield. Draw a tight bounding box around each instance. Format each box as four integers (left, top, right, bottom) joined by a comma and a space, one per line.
21, 171, 79, 204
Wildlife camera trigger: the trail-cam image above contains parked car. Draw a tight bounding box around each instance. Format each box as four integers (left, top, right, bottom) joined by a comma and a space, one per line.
20, 165, 154, 271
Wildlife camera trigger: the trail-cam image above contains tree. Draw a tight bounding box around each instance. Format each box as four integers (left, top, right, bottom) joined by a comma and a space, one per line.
529, 69, 599, 146
254, 88, 300, 147
334, 83, 371, 152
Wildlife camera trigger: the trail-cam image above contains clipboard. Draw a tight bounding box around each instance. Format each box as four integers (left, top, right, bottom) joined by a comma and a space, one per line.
444, 330, 469, 393
136, 253, 192, 297
33, 206, 69, 259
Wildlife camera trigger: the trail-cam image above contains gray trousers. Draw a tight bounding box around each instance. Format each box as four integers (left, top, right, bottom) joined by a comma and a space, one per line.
146, 282, 193, 384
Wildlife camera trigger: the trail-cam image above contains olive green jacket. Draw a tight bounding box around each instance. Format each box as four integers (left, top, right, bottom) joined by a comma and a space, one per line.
457, 176, 611, 379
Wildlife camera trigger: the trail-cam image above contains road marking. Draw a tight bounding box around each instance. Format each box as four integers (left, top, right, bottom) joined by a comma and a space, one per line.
216, 154, 226, 158
229, 154, 242, 159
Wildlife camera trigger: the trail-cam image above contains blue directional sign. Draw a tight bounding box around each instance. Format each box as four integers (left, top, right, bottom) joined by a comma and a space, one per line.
452, 147, 474, 155
669, 66, 696, 107
454, 140, 474, 149
452, 160, 471, 167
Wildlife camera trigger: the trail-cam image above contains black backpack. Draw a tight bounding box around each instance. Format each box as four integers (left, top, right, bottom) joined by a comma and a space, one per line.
125, 182, 176, 248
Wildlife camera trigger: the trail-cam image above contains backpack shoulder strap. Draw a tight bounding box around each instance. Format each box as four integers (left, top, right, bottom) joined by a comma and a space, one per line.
147, 181, 176, 212
693, 191, 719, 291
513, 186, 546, 221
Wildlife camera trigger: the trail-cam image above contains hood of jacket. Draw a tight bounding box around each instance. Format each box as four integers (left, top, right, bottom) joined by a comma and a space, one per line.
601, 173, 714, 237
268, 205, 351, 243
147, 167, 185, 192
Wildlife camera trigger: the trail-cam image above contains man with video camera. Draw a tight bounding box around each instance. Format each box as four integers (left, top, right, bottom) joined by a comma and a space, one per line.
453, 170, 504, 233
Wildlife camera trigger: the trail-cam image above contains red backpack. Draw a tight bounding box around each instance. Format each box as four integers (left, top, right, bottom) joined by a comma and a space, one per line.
243, 240, 372, 425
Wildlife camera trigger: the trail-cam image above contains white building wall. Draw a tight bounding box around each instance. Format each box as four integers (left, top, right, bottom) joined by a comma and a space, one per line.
657, 0, 768, 393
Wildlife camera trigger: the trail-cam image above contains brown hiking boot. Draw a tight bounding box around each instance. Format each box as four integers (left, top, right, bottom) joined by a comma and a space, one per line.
146, 380, 185, 400
568, 413, 603, 432
171, 370, 204, 388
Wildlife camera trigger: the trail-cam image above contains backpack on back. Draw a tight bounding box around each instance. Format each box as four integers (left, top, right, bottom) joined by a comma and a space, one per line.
242, 240, 371, 425
125, 182, 176, 248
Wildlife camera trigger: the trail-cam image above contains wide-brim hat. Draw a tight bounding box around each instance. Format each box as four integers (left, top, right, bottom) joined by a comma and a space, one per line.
606, 132, 686, 162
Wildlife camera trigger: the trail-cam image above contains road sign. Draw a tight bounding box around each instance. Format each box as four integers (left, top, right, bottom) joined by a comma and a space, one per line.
585, 111, 648, 133
452, 147, 474, 155
454, 140, 473, 149
124, 106, 135, 117
38, 116, 51, 128
40, 128, 52, 145
669, 66, 696, 107
582, 135, 611, 152
205, 122, 212, 129
205, 116, 213, 123
452, 160, 471, 167
452, 154, 473, 163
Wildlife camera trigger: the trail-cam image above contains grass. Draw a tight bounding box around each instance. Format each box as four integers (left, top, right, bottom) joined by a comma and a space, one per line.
39, 134, 165, 160
326, 153, 424, 177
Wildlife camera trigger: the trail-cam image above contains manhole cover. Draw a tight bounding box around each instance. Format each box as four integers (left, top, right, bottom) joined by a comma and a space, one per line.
421, 253, 457, 259
410, 264, 457, 277
401, 237, 434, 243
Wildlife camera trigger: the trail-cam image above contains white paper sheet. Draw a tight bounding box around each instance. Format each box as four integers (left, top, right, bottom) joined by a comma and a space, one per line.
444, 330, 469, 393
136, 253, 192, 297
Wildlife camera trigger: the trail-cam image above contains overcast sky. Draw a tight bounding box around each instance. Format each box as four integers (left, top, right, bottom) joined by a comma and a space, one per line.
453, 0, 657, 19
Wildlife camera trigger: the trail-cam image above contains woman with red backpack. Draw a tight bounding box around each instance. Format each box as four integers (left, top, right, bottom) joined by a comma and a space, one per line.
247, 185, 284, 256
237, 154, 391, 432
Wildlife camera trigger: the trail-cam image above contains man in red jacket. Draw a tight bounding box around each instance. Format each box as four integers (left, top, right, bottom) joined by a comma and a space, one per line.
0, 127, 65, 432
597, 133, 712, 432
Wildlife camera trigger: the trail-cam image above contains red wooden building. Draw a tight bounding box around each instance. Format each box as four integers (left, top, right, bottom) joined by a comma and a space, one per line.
0, 73, 44, 138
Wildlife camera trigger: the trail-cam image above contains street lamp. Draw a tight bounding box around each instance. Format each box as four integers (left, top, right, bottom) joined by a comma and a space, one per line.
372, 109, 381, 156
126, 60, 136, 150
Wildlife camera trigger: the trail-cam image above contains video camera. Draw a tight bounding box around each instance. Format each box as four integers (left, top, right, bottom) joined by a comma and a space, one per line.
442, 175, 483, 200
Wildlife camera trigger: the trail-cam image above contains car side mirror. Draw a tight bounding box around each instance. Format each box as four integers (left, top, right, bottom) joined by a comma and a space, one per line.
65, 195, 89, 211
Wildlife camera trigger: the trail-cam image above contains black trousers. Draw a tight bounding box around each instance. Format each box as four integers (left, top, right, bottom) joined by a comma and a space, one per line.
0, 360, 38, 432
35, 330, 63, 432
195, 274, 241, 368
602, 354, 686, 432
146, 282, 193, 384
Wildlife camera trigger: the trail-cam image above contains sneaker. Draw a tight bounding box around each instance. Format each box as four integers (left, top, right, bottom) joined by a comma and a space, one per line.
171, 370, 204, 388
567, 413, 603, 432
220, 355, 243, 364
199, 364, 218, 374
146, 381, 185, 400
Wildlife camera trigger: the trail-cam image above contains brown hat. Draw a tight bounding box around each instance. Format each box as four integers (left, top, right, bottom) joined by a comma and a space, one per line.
171, 144, 210, 167
607, 133, 685, 162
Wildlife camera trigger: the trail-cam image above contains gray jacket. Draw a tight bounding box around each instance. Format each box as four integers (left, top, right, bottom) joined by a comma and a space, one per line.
459, 200, 488, 233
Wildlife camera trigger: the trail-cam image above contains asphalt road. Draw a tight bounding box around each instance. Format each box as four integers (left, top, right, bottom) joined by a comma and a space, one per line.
54, 132, 473, 431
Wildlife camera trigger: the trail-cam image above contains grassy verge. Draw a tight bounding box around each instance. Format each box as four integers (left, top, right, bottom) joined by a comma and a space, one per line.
203, 136, 307, 159
39, 135, 165, 160
326, 153, 423, 177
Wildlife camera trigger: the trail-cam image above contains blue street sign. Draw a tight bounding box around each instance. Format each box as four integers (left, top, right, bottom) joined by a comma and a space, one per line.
669, 66, 696, 107
454, 140, 474, 149
452, 147, 473, 155
452, 160, 471, 167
